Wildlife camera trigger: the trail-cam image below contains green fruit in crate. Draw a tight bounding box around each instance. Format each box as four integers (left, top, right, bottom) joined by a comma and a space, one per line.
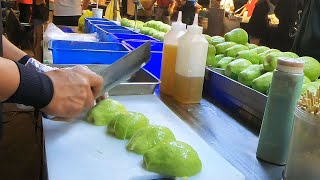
215, 42, 237, 54
246, 43, 258, 49
224, 28, 248, 45
303, 76, 311, 84
86, 99, 127, 126
159, 24, 171, 33
209, 54, 225, 67
252, 72, 274, 94
263, 52, 292, 72
135, 21, 145, 29
120, 18, 130, 26
158, 33, 165, 41
140, 27, 151, 34
127, 20, 136, 28
283, 52, 299, 58
108, 112, 149, 140
210, 36, 225, 45
225, 44, 249, 58
215, 54, 225, 61
297, 56, 320, 81
252, 46, 270, 54
204, 34, 211, 43
126, 125, 176, 155
216, 57, 235, 69
206, 44, 217, 67
225, 59, 252, 80
258, 49, 281, 64
236, 50, 260, 64
238, 64, 264, 87
148, 29, 158, 36
301, 82, 320, 95
143, 141, 202, 177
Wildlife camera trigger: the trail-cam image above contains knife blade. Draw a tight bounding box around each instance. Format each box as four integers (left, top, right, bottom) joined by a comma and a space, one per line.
97, 41, 151, 97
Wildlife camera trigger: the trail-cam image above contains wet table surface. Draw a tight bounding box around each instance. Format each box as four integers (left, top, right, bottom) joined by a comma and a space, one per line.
158, 93, 284, 180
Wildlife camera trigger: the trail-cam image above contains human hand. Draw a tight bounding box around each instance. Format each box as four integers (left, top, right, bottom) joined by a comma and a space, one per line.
41, 65, 103, 119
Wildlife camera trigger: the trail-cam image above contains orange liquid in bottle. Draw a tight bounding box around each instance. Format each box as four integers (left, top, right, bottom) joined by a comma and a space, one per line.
160, 44, 178, 96
174, 73, 204, 104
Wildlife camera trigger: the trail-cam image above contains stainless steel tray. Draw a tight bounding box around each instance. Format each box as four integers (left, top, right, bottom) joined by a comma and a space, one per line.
205, 67, 267, 124
48, 64, 160, 96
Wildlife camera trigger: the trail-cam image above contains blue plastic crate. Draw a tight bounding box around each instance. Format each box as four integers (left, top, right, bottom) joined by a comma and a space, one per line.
95, 24, 128, 30
123, 40, 163, 78
104, 29, 138, 34
84, 18, 108, 33
59, 26, 75, 33
85, 20, 116, 33
112, 33, 158, 43
95, 25, 137, 38
95, 27, 119, 42
89, 21, 118, 33
49, 40, 131, 64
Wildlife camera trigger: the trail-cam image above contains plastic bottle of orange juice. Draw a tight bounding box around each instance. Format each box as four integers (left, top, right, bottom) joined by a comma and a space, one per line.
160, 11, 186, 96
174, 14, 208, 104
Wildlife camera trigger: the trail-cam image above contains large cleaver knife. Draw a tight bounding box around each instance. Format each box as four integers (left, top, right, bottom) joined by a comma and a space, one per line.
44, 41, 151, 120
97, 41, 151, 97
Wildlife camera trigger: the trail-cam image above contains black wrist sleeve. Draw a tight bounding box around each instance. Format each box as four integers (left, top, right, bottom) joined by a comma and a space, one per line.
18, 55, 31, 65
5, 62, 54, 109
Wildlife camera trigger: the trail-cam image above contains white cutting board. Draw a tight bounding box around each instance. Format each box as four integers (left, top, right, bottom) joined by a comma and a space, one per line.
43, 95, 244, 180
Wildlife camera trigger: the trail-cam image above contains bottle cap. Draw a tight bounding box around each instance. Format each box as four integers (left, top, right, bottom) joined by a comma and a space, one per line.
187, 13, 203, 34
277, 58, 304, 74
171, 11, 186, 31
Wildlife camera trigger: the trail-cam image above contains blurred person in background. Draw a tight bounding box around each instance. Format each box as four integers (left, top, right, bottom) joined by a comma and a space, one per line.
17, 0, 33, 23
180, 0, 202, 25
292, 0, 319, 60
148, 0, 176, 24
52, 0, 90, 26
220, 0, 234, 13
266, 0, 302, 51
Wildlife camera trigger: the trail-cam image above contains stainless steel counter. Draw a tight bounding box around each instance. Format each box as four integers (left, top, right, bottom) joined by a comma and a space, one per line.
158, 92, 284, 180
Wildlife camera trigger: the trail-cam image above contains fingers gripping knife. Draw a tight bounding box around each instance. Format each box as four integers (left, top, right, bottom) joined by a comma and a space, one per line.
26, 42, 151, 119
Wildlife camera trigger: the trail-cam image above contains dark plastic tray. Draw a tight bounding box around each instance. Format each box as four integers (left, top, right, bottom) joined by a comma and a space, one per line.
205, 67, 267, 123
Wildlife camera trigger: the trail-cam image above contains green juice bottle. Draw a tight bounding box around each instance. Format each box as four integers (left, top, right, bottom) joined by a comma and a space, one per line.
256, 58, 304, 165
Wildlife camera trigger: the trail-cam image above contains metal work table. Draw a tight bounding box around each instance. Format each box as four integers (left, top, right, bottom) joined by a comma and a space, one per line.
158, 92, 284, 180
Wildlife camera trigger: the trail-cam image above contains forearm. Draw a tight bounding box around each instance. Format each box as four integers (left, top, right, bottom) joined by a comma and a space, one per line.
0, 59, 54, 108
2, 35, 27, 62
0, 58, 20, 101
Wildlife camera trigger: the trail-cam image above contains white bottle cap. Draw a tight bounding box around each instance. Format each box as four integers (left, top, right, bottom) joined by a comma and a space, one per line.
276, 58, 304, 74
187, 13, 203, 34
171, 11, 186, 31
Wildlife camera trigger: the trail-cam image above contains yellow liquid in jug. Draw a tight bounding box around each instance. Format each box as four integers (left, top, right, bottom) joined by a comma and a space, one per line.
174, 73, 204, 104
160, 44, 178, 96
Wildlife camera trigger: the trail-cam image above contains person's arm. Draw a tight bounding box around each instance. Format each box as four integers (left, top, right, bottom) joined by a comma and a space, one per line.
2, 35, 27, 62
0, 59, 20, 102
82, 0, 90, 11
0, 58, 103, 119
